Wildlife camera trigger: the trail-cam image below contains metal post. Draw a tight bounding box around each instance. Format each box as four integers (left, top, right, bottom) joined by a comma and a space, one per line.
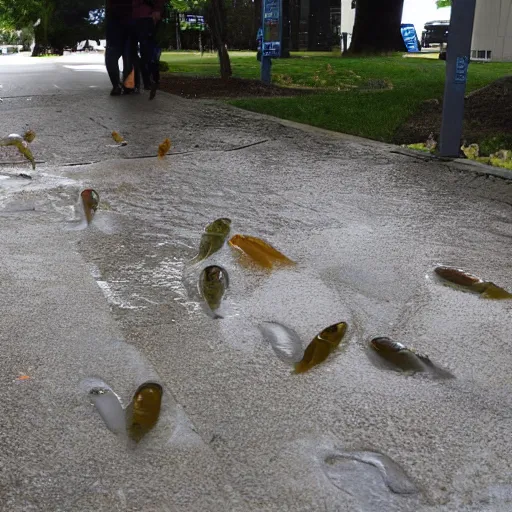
439, 0, 477, 157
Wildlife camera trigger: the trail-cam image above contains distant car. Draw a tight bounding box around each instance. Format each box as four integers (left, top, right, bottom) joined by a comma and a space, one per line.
421, 20, 449, 48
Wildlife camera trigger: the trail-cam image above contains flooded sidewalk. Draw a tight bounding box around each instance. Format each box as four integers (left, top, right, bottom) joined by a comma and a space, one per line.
1, 72, 512, 511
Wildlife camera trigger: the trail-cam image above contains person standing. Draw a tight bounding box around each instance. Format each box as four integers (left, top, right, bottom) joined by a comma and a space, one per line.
105, 0, 132, 96
132, 0, 165, 99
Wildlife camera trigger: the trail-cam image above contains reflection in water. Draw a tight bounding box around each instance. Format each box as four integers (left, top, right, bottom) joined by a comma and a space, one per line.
189, 218, 231, 264
89, 387, 126, 434
198, 265, 229, 319
294, 322, 347, 374
434, 266, 512, 299
324, 451, 418, 495
126, 382, 163, 443
229, 234, 295, 270
0, 133, 36, 169
258, 321, 304, 363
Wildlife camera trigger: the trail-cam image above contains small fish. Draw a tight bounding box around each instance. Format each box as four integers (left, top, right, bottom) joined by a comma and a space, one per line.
158, 138, 171, 159
81, 189, 100, 225
229, 234, 295, 269
370, 337, 428, 373
126, 382, 163, 443
90, 387, 126, 435
294, 322, 347, 374
434, 266, 512, 299
258, 321, 304, 363
190, 218, 231, 264
23, 130, 36, 143
199, 265, 229, 319
111, 131, 124, 143
0, 134, 36, 169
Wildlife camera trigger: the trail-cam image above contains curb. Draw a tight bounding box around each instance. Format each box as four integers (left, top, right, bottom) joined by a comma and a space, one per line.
214, 100, 512, 181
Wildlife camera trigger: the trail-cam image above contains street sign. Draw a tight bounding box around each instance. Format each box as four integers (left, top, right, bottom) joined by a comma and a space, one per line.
262, 0, 282, 58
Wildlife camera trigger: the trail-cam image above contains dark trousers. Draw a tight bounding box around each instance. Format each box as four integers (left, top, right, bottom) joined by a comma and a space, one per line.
131, 18, 161, 87
105, 16, 128, 88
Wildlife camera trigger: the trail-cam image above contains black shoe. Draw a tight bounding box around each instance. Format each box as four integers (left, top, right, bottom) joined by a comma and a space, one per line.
110, 85, 122, 96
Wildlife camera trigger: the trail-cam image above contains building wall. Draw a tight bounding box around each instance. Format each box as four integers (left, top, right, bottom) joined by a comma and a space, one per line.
341, 0, 355, 48
472, 0, 512, 61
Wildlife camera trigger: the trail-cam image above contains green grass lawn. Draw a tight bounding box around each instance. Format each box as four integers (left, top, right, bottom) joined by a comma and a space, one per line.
160, 51, 512, 142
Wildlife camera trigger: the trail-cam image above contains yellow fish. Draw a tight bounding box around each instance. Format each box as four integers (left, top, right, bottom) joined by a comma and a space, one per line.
294, 322, 347, 374
158, 138, 171, 159
0, 134, 36, 169
111, 131, 124, 143
23, 130, 36, 143
229, 234, 295, 269
126, 382, 163, 443
190, 218, 231, 264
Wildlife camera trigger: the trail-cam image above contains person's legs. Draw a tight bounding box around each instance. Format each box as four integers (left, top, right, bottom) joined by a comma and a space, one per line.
105, 16, 124, 94
135, 18, 156, 92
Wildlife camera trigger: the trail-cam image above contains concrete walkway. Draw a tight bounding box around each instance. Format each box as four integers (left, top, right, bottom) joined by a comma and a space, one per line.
1, 53, 512, 512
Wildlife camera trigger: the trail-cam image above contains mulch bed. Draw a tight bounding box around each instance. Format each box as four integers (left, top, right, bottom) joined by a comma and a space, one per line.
158, 74, 316, 99
393, 76, 512, 145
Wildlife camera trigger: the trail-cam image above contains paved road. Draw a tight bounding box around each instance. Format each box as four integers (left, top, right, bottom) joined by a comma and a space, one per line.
1, 52, 512, 512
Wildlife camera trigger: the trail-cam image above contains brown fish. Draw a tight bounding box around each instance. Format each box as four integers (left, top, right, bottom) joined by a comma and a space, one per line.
434, 266, 482, 287
294, 322, 347, 374
370, 337, 428, 373
81, 189, 100, 224
126, 382, 163, 443
229, 234, 295, 269
435, 266, 512, 299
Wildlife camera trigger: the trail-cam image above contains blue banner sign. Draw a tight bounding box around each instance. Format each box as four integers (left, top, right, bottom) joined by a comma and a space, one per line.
401, 24, 420, 53
262, 0, 282, 58
454, 55, 469, 84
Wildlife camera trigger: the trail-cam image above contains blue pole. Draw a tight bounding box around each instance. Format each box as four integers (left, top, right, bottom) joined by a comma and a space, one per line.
439, 0, 477, 157
261, 56, 272, 85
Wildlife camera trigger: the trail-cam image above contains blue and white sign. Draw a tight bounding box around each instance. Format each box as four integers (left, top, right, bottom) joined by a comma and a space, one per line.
262, 0, 282, 58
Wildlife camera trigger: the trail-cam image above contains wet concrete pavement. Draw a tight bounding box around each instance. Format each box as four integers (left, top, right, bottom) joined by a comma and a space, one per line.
1, 53, 512, 511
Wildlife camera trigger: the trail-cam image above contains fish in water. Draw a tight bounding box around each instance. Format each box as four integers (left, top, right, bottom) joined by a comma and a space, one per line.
324, 451, 418, 495
434, 266, 512, 299
199, 265, 229, 319
295, 322, 347, 374
126, 382, 163, 443
158, 138, 171, 159
370, 336, 447, 376
89, 387, 126, 435
258, 321, 304, 363
228, 234, 295, 269
0, 133, 36, 169
190, 218, 232, 264
81, 189, 100, 225
111, 131, 124, 143
23, 130, 36, 143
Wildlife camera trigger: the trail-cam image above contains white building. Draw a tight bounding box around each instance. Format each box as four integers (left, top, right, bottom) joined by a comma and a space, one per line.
471, 0, 512, 61
340, 0, 512, 62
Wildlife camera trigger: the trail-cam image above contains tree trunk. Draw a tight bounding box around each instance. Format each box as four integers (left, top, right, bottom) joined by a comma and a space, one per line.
207, 0, 232, 79
346, 0, 406, 55
32, 25, 47, 56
